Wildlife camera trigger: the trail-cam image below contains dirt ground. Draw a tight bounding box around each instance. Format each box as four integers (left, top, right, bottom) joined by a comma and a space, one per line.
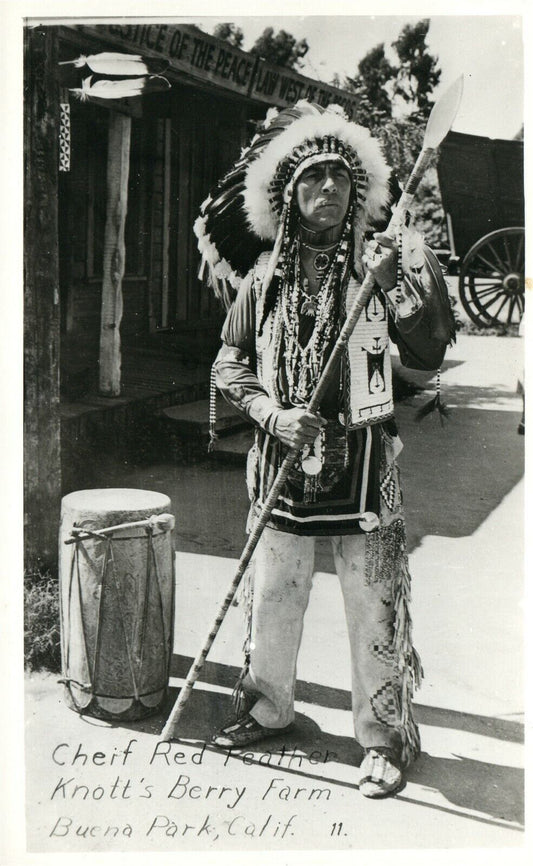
19, 331, 526, 857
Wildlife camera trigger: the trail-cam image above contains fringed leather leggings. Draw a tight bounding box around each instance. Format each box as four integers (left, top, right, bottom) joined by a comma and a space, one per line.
241, 521, 422, 766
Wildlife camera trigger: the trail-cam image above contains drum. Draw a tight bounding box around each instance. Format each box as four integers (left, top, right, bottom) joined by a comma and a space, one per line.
59, 488, 175, 721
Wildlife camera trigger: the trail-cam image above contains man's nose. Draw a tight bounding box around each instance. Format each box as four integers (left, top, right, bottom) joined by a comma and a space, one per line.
321, 169, 337, 191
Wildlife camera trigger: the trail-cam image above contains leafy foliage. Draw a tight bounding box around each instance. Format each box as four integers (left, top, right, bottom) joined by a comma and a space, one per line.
374, 116, 423, 180
407, 168, 448, 248
250, 27, 309, 69
213, 22, 244, 49
339, 21, 446, 247
392, 20, 441, 118
343, 19, 441, 125
24, 566, 61, 672
374, 117, 447, 247
345, 43, 396, 127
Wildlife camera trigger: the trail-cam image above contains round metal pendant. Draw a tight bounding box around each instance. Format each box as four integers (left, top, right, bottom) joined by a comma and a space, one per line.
301, 455, 322, 476
359, 512, 380, 532
313, 252, 330, 273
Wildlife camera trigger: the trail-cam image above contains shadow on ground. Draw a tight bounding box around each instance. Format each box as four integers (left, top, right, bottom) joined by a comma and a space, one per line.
104, 655, 523, 829
396, 404, 523, 553
84, 392, 523, 574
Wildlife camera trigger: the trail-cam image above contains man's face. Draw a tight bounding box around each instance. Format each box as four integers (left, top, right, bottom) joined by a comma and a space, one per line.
295, 160, 351, 232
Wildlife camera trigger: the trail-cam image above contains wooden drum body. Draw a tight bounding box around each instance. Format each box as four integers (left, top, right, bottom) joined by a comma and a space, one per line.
59, 489, 175, 721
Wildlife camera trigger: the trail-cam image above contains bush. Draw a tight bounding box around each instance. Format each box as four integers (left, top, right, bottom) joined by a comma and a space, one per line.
24, 566, 61, 672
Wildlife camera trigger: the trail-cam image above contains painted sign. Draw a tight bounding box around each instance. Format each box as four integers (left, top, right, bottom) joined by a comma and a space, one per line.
75, 23, 359, 118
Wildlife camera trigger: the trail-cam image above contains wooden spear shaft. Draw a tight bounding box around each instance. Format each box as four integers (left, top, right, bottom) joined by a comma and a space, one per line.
161, 269, 379, 741
161, 192, 422, 742
161, 77, 464, 741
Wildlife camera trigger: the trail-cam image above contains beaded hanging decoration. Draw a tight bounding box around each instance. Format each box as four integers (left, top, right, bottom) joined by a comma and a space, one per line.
208, 365, 218, 452
301, 430, 325, 503
59, 102, 71, 172
395, 229, 404, 308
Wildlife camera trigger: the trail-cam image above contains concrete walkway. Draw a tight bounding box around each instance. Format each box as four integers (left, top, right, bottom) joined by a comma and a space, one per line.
23, 332, 525, 854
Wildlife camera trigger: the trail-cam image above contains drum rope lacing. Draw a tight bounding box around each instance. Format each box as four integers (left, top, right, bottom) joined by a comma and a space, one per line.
64, 512, 175, 544
60, 515, 174, 703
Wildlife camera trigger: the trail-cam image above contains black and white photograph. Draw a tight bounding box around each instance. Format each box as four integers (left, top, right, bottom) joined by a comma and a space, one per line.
2, 0, 528, 861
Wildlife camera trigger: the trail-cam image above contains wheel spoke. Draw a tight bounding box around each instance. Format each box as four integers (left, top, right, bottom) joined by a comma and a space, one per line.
502, 236, 514, 271
486, 240, 510, 273
478, 290, 507, 313
475, 248, 506, 276
470, 258, 499, 276
491, 294, 510, 322
514, 233, 524, 272
506, 296, 517, 325
468, 273, 501, 281
472, 284, 503, 298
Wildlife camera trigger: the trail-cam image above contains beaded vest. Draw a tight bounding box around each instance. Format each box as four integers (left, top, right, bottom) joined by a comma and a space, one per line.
253, 252, 394, 429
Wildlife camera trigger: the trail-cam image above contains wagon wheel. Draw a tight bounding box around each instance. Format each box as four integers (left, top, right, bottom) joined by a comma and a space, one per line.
459, 227, 525, 327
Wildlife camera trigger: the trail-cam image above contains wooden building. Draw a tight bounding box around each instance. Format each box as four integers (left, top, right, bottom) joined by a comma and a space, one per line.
25, 22, 359, 565
56, 23, 359, 380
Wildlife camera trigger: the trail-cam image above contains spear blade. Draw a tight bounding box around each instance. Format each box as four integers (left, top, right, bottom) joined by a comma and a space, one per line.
388, 75, 464, 230
423, 75, 464, 150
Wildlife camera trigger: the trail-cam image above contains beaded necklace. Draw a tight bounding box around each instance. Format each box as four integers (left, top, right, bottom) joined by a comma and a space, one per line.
280, 244, 336, 406
278, 207, 354, 409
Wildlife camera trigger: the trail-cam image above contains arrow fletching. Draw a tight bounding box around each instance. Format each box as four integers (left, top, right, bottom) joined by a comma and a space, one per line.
423, 75, 464, 150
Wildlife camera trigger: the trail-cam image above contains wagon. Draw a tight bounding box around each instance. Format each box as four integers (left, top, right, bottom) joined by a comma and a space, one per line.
437, 130, 525, 328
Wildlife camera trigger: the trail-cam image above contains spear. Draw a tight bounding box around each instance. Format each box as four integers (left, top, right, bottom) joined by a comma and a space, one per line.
161, 75, 463, 741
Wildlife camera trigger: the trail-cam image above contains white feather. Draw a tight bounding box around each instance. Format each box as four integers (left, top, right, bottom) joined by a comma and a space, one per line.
69, 75, 170, 101
60, 52, 157, 76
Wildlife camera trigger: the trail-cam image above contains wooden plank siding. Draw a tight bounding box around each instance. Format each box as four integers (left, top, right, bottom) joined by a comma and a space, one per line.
60, 102, 167, 397
169, 86, 257, 355
24, 26, 62, 568
56, 29, 267, 375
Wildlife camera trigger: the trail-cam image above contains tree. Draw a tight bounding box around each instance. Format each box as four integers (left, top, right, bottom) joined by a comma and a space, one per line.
250, 27, 309, 69
374, 116, 423, 182
213, 23, 244, 49
339, 21, 446, 246
344, 43, 397, 130
343, 19, 440, 125
392, 20, 441, 118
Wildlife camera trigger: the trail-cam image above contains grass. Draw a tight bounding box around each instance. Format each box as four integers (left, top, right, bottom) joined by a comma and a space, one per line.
458, 321, 520, 338
24, 565, 61, 673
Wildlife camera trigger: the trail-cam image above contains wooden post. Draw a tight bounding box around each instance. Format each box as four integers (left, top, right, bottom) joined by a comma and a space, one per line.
98, 111, 131, 396
24, 26, 61, 569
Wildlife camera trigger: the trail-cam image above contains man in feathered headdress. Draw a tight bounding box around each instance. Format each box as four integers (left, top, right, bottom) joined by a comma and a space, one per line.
195, 101, 455, 798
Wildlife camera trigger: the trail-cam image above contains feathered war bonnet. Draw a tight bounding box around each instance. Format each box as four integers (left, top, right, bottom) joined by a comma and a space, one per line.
194, 100, 392, 309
